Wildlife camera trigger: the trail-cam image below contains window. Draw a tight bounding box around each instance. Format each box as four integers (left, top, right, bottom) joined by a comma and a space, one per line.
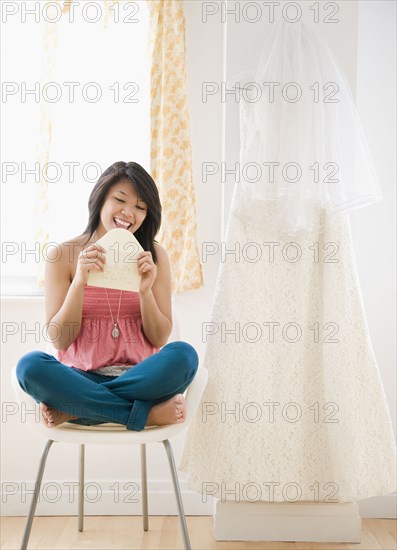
1, 0, 150, 295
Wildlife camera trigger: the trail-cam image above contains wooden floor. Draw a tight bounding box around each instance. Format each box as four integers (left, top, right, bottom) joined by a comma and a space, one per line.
1, 516, 396, 549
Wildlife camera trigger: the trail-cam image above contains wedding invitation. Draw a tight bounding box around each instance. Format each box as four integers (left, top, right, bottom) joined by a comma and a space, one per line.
87, 228, 143, 292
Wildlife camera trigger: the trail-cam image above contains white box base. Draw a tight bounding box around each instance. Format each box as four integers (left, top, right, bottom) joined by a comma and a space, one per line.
214, 501, 361, 542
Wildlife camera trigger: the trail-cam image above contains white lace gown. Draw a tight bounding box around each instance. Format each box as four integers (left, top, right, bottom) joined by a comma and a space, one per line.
179, 96, 396, 504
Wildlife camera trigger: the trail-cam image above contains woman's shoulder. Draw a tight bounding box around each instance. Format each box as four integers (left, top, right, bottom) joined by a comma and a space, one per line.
153, 242, 170, 264
152, 242, 172, 294
153, 241, 166, 254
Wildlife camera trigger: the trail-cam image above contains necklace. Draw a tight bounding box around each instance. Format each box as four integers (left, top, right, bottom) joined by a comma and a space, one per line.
105, 289, 123, 339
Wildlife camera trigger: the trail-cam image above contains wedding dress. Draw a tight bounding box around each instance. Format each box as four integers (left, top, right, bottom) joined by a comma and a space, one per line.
179, 19, 396, 503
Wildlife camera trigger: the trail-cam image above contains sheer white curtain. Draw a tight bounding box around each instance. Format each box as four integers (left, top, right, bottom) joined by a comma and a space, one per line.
47, 5, 150, 244
1, 0, 150, 293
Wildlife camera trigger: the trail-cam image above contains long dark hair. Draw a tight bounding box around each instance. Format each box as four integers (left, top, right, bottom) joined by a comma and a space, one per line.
81, 161, 161, 264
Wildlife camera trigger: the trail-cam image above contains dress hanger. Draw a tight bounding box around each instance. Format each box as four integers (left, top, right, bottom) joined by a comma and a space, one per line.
226, 68, 256, 90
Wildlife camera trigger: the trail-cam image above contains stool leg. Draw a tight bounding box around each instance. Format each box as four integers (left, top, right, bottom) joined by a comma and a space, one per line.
140, 444, 149, 531
78, 444, 84, 532
162, 439, 191, 550
20, 439, 54, 550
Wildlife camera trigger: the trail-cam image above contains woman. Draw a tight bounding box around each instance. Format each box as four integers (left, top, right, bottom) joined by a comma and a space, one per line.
16, 161, 199, 431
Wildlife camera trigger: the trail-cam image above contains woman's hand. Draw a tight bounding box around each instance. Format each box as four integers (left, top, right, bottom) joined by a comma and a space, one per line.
74, 244, 107, 287
137, 250, 157, 295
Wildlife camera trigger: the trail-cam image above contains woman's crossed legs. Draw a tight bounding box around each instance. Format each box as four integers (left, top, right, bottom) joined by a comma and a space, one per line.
16, 341, 199, 431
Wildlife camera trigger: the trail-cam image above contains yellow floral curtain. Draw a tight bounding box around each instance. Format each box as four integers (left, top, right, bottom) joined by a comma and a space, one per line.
146, 0, 203, 294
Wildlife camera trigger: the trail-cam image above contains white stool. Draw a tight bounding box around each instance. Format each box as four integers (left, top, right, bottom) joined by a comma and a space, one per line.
11, 362, 208, 550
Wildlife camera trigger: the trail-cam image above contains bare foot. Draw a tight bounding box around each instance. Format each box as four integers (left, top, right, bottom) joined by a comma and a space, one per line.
40, 402, 78, 428
146, 394, 186, 427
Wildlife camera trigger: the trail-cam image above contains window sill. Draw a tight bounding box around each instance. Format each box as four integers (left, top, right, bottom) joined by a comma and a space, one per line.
1, 277, 44, 299
1, 295, 44, 302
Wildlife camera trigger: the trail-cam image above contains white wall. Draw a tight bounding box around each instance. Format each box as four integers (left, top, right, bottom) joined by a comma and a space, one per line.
1, 0, 395, 517
353, 0, 396, 430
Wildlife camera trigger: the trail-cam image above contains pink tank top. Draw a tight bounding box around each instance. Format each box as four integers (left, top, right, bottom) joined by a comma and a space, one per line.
57, 286, 160, 372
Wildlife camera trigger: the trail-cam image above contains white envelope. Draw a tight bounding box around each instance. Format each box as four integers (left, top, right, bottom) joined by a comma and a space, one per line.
87, 228, 144, 292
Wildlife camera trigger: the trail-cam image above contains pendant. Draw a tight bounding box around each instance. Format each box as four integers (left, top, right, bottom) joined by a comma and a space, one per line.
111, 325, 119, 339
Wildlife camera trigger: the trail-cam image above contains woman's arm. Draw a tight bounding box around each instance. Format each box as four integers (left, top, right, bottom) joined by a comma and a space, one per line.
139, 244, 173, 348
44, 244, 85, 352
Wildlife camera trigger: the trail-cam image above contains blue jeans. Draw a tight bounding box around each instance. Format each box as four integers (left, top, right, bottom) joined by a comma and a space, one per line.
16, 341, 199, 431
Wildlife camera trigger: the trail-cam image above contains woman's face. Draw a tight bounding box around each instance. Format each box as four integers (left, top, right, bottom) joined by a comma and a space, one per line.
96, 179, 147, 238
